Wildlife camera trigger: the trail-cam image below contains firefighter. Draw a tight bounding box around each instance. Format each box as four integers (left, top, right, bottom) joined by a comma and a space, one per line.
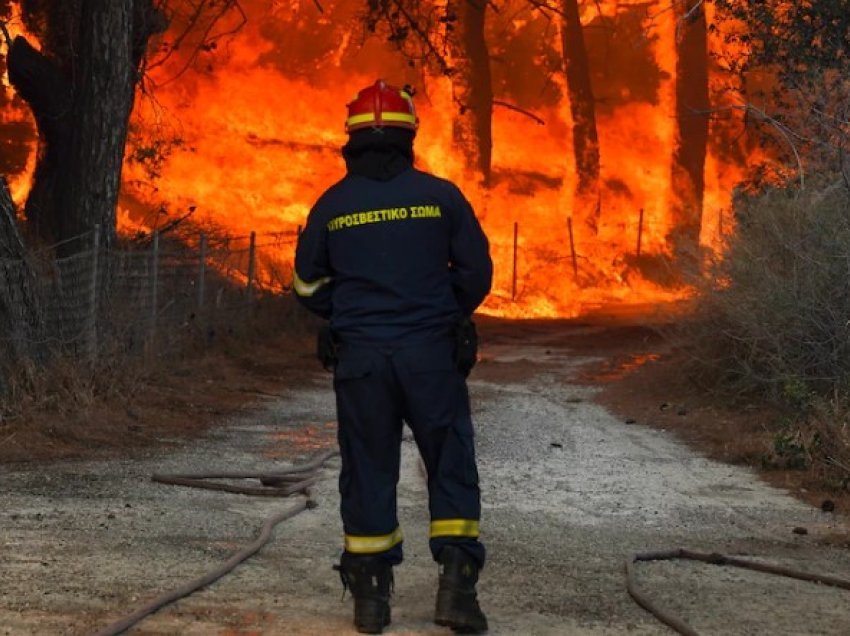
293, 79, 492, 634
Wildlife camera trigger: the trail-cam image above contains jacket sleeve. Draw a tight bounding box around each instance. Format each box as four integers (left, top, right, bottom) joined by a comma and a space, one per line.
448, 188, 493, 316
293, 208, 334, 319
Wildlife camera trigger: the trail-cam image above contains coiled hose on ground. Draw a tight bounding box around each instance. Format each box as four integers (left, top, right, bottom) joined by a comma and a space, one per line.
625, 548, 850, 635
93, 448, 338, 636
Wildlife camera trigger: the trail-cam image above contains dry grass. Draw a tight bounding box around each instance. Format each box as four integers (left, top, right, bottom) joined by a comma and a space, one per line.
0, 293, 319, 462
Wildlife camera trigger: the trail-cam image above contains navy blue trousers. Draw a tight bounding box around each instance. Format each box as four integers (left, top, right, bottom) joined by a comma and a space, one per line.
333, 338, 485, 568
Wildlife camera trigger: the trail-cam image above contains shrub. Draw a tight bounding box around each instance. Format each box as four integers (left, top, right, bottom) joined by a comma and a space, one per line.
685, 181, 850, 400
681, 179, 850, 485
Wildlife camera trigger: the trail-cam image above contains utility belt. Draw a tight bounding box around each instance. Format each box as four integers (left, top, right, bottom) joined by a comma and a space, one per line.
317, 318, 478, 377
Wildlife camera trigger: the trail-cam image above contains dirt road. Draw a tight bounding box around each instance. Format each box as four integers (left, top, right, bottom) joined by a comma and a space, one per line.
2, 322, 849, 635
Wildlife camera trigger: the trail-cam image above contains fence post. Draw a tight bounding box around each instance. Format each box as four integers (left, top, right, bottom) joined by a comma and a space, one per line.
512, 221, 518, 301
86, 225, 100, 364
636, 208, 644, 257
246, 231, 256, 301
197, 232, 207, 311
150, 230, 159, 349
567, 217, 578, 281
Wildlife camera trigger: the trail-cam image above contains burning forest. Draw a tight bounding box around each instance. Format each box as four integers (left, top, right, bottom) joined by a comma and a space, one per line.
0, 1, 804, 318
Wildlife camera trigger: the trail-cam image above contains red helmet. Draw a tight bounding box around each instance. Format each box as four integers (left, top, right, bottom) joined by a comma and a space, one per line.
346, 80, 418, 133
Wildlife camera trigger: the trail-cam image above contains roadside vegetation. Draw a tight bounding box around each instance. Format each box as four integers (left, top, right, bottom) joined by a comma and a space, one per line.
683, 182, 850, 490
0, 289, 316, 462
677, 1, 850, 494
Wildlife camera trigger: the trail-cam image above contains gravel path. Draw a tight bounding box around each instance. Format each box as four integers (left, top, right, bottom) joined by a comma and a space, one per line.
2, 324, 849, 635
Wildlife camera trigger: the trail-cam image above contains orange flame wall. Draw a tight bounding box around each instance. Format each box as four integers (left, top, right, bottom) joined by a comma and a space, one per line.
10, 1, 750, 318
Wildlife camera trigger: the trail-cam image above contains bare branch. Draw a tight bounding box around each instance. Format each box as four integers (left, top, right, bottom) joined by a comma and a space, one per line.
493, 99, 545, 125
312, 0, 324, 12
0, 20, 11, 49
151, 0, 247, 87
700, 102, 806, 189
646, 0, 680, 21
380, 0, 451, 75
525, 0, 566, 19
146, 0, 208, 72
204, 0, 247, 47
647, 0, 706, 40
155, 207, 197, 236
682, 0, 705, 22
674, 0, 706, 43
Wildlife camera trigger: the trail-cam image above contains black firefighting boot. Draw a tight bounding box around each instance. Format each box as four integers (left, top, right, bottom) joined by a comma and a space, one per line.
334, 554, 393, 634
434, 546, 488, 633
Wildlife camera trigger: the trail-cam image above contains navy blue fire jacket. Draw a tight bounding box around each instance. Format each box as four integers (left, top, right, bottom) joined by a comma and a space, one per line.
293, 167, 492, 344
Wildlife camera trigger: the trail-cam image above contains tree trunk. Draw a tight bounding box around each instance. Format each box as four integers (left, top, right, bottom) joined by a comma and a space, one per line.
669, 2, 710, 262
7, 35, 72, 244
62, 1, 136, 249
8, 0, 165, 253
561, 0, 601, 231
447, 0, 493, 184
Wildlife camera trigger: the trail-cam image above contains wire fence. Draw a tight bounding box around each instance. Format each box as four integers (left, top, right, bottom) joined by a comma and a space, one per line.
0, 227, 298, 367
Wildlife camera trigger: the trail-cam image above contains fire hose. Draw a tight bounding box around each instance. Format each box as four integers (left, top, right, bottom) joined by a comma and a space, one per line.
86, 446, 850, 635
625, 548, 850, 635
93, 448, 339, 636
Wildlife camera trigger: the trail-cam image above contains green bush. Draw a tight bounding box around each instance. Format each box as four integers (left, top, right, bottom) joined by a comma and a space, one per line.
685, 181, 850, 401
681, 180, 850, 485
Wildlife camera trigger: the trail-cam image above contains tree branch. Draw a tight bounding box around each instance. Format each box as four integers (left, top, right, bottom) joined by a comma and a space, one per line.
493, 99, 545, 125
675, 0, 706, 43
154, 207, 196, 236
700, 102, 806, 189
0, 20, 11, 49
146, 0, 208, 72
385, 0, 451, 75
647, 0, 704, 26
525, 0, 566, 19
145, 0, 246, 86
682, 0, 705, 22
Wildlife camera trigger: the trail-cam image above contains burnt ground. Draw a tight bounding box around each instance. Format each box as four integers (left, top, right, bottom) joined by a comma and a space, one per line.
2, 312, 850, 635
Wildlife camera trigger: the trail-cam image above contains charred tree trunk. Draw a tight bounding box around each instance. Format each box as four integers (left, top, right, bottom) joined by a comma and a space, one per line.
669, 2, 710, 263
7, 35, 72, 245
561, 0, 601, 231
7, 0, 165, 252
447, 0, 493, 184
63, 1, 136, 247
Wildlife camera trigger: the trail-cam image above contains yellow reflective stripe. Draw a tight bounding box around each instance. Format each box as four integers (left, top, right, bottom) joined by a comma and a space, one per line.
430, 519, 480, 538
347, 112, 417, 127
381, 112, 417, 124
347, 113, 377, 127
293, 271, 331, 297
345, 527, 404, 554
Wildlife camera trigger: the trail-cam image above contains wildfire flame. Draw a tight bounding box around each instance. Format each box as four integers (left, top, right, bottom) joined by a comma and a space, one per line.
0, 5, 36, 205
4, 1, 759, 318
